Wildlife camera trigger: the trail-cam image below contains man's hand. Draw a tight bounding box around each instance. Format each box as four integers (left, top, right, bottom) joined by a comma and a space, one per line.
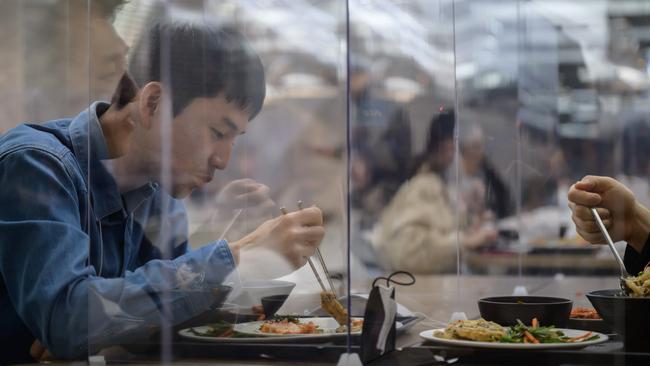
30, 339, 54, 362
568, 175, 650, 253
215, 179, 275, 217
210, 179, 276, 242
231, 206, 325, 269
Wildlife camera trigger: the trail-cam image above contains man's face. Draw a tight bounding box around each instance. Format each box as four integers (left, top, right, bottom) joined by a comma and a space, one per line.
162, 95, 250, 198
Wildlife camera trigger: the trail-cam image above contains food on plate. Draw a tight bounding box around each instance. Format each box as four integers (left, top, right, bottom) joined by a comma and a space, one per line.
189, 321, 239, 338
570, 307, 601, 319
435, 318, 507, 342
501, 319, 598, 344
434, 318, 599, 344
623, 267, 650, 297
335, 318, 364, 333
320, 291, 348, 326
258, 316, 322, 335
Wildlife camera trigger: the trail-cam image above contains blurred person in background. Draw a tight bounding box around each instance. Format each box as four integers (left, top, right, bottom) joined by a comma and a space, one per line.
521, 130, 615, 212
0, 21, 324, 362
616, 119, 650, 209
349, 59, 413, 269
569, 175, 650, 273
350, 59, 412, 226
372, 110, 497, 274
455, 122, 512, 222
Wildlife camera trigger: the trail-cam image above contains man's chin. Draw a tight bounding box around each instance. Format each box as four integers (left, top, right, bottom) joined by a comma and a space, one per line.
170, 184, 195, 199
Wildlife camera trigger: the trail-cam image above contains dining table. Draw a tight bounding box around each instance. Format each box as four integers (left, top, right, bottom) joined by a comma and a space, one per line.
465, 250, 620, 275
25, 275, 649, 366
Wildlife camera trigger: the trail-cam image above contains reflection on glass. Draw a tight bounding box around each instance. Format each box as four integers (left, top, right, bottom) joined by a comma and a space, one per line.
0, 8, 331, 361
2, 0, 650, 363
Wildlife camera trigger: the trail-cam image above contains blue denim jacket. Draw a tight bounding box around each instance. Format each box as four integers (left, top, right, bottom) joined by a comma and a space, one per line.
0, 102, 236, 361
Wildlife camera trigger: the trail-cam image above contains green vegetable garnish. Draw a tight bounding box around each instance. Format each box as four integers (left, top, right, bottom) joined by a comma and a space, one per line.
498, 319, 598, 344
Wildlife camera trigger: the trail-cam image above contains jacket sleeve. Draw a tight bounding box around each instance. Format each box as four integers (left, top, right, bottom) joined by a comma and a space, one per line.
0, 148, 236, 359
372, 174, 458, 274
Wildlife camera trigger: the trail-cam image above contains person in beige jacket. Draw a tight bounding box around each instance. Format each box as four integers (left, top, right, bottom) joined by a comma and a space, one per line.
372, 110, 497, 273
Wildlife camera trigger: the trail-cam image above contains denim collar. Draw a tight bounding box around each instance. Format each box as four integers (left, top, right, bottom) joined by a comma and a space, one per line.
68, 102, 123, 220
68, 102, 160, 220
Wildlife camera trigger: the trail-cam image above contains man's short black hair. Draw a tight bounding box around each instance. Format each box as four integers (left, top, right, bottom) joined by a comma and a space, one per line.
128, 21, 266, 120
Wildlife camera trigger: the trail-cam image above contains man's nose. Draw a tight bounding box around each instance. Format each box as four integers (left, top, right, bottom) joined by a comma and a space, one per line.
210, 142, 233, 170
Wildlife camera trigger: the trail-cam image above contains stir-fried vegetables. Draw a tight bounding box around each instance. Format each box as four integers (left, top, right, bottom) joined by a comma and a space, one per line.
500, 319, 599, 344
189, 320, 251, 338
435, 318, 600, 344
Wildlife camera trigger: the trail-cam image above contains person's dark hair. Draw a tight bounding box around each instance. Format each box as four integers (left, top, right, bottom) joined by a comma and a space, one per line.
128, 21, 266, 120
409, 109, 456, 178
425, 110, 456, 153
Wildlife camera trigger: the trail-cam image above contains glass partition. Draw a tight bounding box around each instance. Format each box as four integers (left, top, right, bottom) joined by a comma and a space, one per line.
103, 0, 351, 360
2, 0, 650, 364
350, 0, 649, 363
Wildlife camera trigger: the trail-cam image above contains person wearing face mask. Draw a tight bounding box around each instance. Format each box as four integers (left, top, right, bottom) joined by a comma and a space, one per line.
372, 110, 497, 274
0, 21, 324, 362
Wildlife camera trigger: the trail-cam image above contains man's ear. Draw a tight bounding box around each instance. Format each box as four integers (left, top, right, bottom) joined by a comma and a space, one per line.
138, 82, 162, 130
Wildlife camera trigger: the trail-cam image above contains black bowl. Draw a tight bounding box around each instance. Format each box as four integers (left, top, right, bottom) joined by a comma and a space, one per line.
478, 296, 572, 327
261, 294, 290, 318
587, 289, 650, 352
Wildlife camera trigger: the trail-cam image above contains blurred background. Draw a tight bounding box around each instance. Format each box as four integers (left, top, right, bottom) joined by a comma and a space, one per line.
2, 0, 650, 309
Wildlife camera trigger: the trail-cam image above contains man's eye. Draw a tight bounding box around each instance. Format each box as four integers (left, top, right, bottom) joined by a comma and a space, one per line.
211, 128, 225, 140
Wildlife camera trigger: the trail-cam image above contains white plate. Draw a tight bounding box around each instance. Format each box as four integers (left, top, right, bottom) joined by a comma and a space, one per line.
179, 317, 403, 343
234, 317, 365, 338
178, 326, 325, 343
420, 328, 608, 350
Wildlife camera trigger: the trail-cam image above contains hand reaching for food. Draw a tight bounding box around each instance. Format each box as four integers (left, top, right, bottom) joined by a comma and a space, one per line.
210, 179, 276, 240
215, 179, 275, 217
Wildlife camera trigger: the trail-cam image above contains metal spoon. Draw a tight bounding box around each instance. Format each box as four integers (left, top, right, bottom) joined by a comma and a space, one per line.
590, 208, 632, 295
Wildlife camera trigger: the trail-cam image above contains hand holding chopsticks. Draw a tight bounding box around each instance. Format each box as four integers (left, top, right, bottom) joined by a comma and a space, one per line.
280, 201, 335, 294
280, 201, 348, 326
